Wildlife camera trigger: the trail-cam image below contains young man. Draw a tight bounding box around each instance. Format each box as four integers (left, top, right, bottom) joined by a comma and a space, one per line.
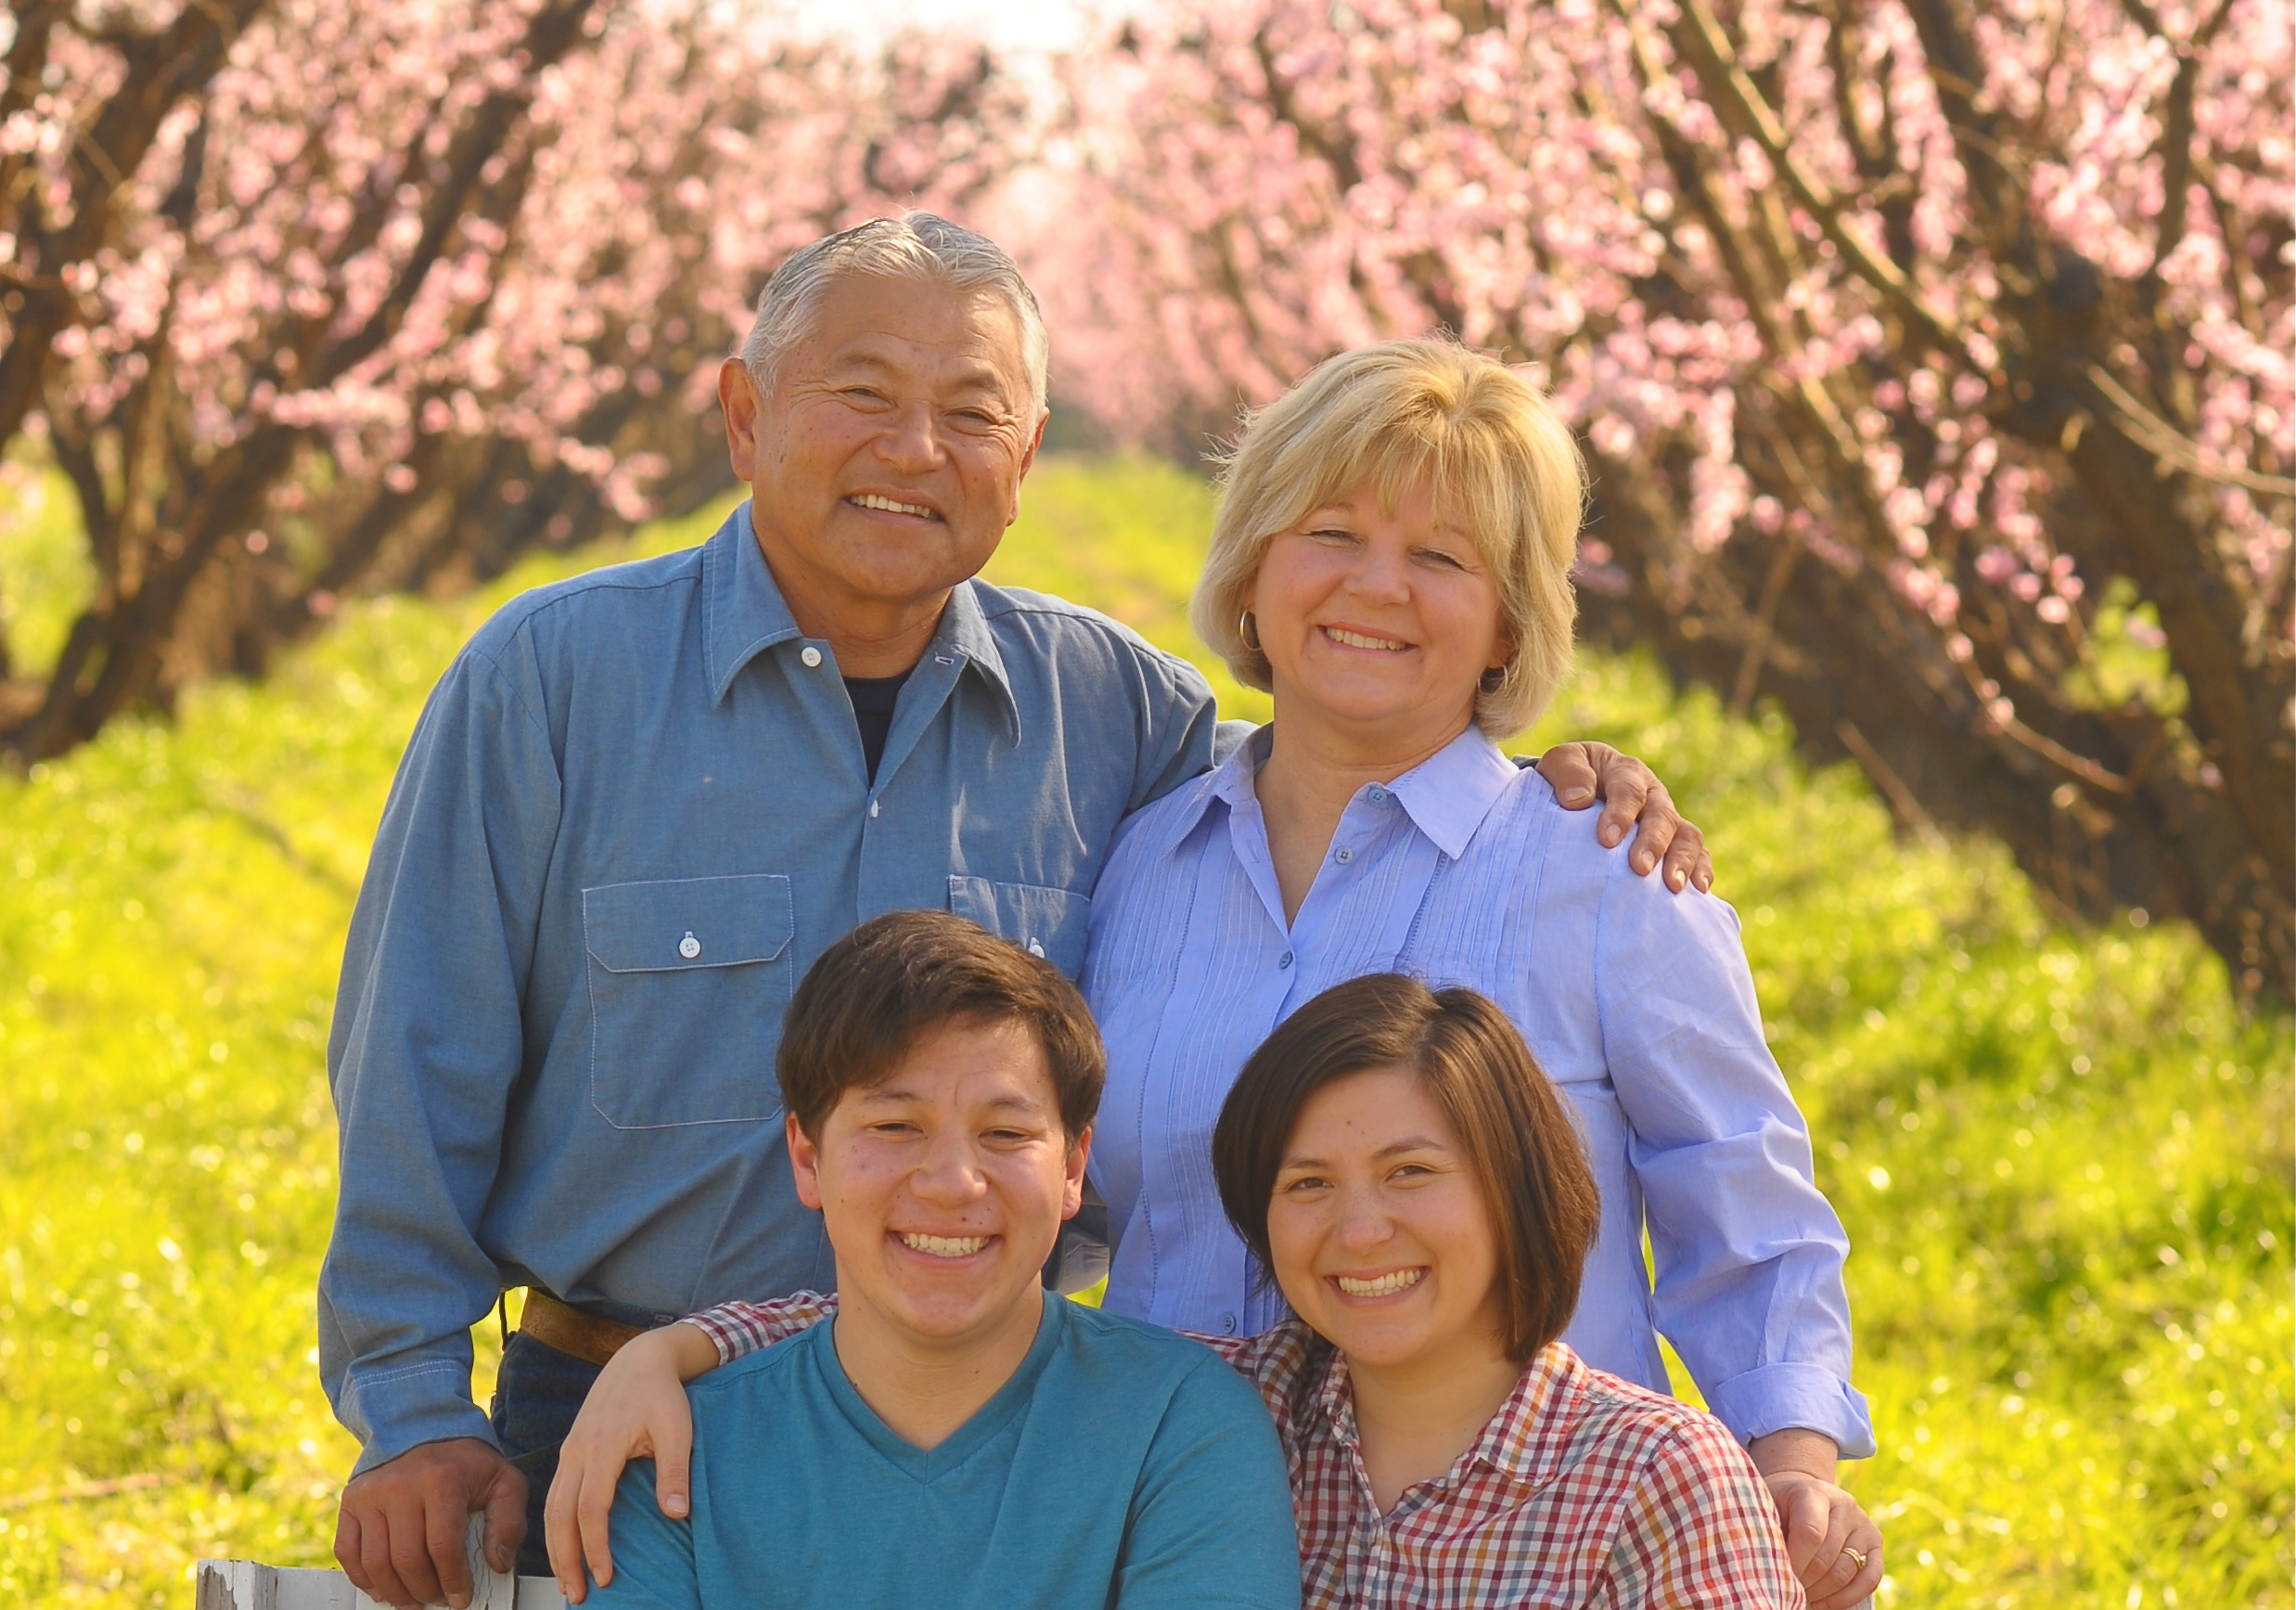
583, 909, 1302, 1610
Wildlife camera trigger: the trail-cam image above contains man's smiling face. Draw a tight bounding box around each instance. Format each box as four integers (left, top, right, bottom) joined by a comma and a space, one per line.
789, 1015, 1087, 1355
724, 271, 1045, 638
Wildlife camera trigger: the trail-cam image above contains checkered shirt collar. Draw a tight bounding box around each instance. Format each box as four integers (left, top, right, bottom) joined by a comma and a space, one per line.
1312, 1339, 1586, 1498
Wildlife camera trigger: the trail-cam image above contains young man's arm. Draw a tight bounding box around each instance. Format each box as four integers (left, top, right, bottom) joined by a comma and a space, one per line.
547, 1296, 838, 1604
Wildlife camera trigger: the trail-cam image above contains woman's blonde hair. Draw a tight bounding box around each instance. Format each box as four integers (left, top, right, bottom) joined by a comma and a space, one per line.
1191, 340, 1586, 739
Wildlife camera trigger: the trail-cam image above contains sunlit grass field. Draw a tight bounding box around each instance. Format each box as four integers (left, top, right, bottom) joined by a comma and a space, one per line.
1, 457, 2289, 1607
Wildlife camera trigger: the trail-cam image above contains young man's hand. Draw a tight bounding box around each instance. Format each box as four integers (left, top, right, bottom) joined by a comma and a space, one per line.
1535, 741, 1714, 893
545, 1321, 720, 1603
336, 1437, 525, 1610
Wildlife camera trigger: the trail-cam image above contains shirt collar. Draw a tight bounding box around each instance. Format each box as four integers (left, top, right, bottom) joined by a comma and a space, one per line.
701, 501, 1020, 738
1130, 722, 1266, 855
703, 501, 803, 704
1465, 1342, 1585, 1490
1383, 728, 1520, 859
1315, 1341, 1587, 1498
1172, 723, 1518, 861
928, 577, 1021, 742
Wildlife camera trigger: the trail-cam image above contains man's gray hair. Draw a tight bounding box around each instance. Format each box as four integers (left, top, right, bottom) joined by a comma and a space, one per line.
738, 213, 1050, 414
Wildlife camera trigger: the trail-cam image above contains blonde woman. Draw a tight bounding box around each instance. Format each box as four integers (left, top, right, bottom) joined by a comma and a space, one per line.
1075, 340, 1879, 1607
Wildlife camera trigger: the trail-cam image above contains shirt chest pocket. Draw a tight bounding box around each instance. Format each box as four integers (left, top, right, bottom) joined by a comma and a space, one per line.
582, 874, 795, 1128
946, 876, 1091, 978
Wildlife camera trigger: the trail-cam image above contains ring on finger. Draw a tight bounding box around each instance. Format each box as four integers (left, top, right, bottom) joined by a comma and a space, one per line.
1844, 1546, 1868, 1572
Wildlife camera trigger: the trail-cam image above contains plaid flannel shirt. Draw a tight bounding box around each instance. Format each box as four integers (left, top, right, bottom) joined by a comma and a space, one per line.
686, 1298, 1804, 1609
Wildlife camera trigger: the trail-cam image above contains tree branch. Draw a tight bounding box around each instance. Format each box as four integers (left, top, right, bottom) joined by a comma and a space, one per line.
1669, 0, 1974, 363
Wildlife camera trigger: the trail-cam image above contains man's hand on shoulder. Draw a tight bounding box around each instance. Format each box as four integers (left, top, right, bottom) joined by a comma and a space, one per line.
336, 1436, 525, 1610
1535, 741, 1713, 894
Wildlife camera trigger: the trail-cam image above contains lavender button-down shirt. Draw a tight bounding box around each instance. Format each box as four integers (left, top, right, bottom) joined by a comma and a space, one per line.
1080, 724, 1874, 1456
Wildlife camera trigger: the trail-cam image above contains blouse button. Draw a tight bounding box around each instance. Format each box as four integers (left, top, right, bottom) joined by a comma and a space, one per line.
678, 932, 701, 960
1278, 951, 1293, 970
800, 645, 824, 668
1367, 786, 1389, 805
1219, 1312, 1237, 1334
1335, 846, 1353, 864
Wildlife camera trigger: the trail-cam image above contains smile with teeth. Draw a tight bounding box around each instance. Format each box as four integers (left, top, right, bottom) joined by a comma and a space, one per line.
1335, 1268, 1425, 1296
1322, 625, 1410, 651
850, 493, 937, 519
900, 1232, 989, 1257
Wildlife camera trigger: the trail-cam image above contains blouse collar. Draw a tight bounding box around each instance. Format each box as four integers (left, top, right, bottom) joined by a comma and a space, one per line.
1187, 722, 1521, 861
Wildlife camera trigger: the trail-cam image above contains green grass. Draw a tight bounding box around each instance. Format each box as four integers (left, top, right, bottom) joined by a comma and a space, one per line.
1, 456, 2288, 1606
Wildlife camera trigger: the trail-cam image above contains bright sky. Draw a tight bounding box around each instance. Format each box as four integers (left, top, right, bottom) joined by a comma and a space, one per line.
777, 0, 1108, 50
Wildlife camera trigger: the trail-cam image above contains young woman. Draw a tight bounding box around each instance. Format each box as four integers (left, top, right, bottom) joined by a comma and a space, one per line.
551, 973, 1860, 1605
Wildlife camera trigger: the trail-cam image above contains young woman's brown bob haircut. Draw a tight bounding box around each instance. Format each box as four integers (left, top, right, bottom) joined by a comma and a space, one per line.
1211, 973, 1600, 1362
777, 909, 1105, 1141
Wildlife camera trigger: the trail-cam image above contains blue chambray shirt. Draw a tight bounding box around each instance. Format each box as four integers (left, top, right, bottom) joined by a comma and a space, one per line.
319, 502, 1225, 1471
1082, 725, 1876, 1457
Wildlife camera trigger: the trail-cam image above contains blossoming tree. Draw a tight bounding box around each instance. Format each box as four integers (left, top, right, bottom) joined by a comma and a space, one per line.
0, 0, 1023, 760
1043, 0, 2293, 998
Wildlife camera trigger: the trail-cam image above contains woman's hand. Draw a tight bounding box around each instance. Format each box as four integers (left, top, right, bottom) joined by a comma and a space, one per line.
1749, 1429, 1884, 1609
544, 1320, 720, 1604
1534, 741, 1713, 893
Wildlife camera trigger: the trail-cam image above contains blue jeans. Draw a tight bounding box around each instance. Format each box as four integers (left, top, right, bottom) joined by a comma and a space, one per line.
489, 1331, 605, 1579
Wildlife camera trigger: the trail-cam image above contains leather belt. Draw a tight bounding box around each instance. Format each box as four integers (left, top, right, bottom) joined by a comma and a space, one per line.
517, 1289, 649, 1368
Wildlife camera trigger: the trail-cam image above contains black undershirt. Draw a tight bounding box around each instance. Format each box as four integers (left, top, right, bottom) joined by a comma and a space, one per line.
844, 669, 912, 784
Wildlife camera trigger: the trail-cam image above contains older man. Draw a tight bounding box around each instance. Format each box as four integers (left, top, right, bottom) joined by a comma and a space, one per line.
319, 214, 1705, 1610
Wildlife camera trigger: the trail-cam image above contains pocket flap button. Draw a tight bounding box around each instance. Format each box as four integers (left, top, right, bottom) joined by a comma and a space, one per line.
679, 931, 701, 960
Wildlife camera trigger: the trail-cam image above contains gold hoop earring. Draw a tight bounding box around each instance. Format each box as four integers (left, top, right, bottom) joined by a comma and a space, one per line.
1238, 612, 1263, 653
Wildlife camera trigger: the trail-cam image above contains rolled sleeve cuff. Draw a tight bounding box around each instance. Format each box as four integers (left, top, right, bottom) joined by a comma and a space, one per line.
342, 1360, 499, 1475
1702, 1362, 1877, 1460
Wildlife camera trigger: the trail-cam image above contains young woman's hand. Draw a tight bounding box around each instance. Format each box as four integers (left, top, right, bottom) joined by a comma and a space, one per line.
544, 1320, 719, 1603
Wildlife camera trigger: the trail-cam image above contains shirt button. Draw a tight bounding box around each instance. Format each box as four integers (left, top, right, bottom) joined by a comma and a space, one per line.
799, 645, 823, 668
1335, 846, 1353, 864
1278, 951, 1293, 970
1367, 786, 1388, 805
678, 931, 700, 960
868, 799, 880, 819
1027, 938, 1045, 958
1219, 1312, 1237, 1334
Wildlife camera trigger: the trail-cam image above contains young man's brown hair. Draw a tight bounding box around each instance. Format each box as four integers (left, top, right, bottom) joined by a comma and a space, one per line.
1210, 972, 1600, 1361
776, 909, 1105, 1140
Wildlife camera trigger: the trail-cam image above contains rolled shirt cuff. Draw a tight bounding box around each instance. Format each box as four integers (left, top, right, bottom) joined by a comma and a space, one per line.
1701, 1361, 1878, 1460
341, 1359, 500, 1475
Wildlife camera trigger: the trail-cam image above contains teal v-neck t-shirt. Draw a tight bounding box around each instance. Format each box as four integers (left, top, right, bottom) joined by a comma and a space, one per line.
594, 1294, 1301, 1610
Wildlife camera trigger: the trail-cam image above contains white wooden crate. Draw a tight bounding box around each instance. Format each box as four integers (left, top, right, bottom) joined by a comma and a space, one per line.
194, 1516, 566, 1609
